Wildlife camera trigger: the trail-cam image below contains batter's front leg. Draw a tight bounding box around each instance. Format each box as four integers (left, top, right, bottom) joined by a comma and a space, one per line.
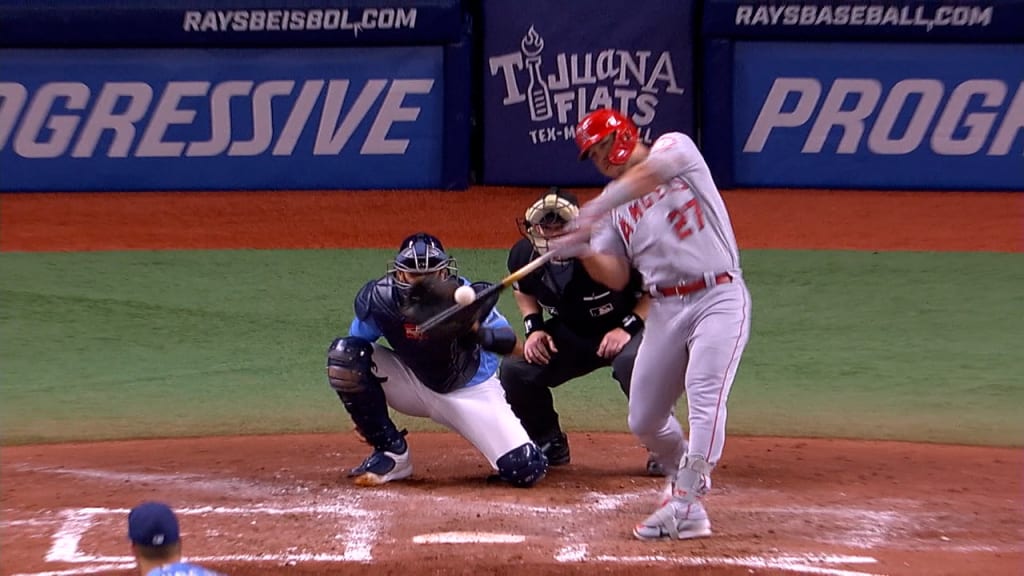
634, 285, 751, 538
682, 284, 751, 467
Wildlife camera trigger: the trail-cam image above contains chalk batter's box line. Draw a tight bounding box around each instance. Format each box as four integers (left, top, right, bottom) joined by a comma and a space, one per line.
44, 504, 379, 565
21, 503, 887, 576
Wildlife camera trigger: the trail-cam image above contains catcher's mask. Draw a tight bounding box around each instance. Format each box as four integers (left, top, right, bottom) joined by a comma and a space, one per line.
516, 187, 580, 255
387, 232, 458, 289
575, 108, 638, 166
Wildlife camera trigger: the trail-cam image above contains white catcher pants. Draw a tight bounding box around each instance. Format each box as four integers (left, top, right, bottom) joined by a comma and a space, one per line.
371, 344, 533, 469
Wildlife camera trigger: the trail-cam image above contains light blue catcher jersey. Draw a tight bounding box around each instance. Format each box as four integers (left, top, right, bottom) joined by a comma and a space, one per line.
349, 276, 509, 389
145, 561, 224, 576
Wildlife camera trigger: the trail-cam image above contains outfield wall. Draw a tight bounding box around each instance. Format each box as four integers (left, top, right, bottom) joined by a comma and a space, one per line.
700, 0, 1024, 190
0, 0, 1021, 191
0, 0, 471, 191
477, 0, 697, 187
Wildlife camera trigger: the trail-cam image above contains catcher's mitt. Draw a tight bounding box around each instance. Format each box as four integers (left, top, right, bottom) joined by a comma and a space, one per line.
401, 276, 500, 341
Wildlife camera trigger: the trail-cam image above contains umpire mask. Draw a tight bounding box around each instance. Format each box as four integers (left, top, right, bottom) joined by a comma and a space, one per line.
517, 187, 580, 255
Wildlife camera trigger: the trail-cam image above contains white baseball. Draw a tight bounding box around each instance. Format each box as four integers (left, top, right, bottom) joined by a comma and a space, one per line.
454, 285, 477, 306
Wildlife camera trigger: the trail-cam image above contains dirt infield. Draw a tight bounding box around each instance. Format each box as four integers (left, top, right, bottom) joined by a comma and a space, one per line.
3, 434, 1022, 576
1, 188, 1021, 252
1, 188, 1022, 576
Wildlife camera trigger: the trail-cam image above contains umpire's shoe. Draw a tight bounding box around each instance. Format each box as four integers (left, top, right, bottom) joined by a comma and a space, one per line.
537, 432, 570, 466
349, 444, 412, 487
646, 452, 666, 476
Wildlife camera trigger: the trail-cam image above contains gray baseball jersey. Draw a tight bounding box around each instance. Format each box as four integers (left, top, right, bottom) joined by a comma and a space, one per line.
591, 132, 742, 287
590, 131, 752, 477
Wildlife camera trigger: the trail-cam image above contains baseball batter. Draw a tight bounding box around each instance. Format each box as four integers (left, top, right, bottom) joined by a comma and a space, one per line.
561, 109, 752, 540
325, 232, 547, 488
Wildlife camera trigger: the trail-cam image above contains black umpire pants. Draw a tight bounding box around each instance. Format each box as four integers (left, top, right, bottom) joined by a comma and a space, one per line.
498, 318, 642, 443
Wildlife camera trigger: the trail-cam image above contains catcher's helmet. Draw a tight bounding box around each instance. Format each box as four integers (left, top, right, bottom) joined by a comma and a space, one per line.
575, 108, 638, 166
388, 232, 458, 288
517, 187, 580, 255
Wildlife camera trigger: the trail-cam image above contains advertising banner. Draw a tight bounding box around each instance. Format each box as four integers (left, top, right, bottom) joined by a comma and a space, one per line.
731, 42, 1024, 190
703, 0, 1024, 42
0, 0, 464, 47
0, 47, 446, 191
481, 0, 696, 186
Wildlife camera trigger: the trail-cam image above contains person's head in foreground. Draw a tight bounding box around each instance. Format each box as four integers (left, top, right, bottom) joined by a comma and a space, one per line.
128, 501, 182, 574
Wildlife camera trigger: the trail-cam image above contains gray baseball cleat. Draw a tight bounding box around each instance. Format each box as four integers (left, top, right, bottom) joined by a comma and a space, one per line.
635, 453, 714, 540
632, 498, 712, 540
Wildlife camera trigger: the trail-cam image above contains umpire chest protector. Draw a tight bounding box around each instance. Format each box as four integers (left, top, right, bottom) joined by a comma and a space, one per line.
509, 239, 640, 334
355, 278, 482, 394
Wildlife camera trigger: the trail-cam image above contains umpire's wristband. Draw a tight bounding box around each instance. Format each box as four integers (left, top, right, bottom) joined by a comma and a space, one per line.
620, 313, 644, 336
524, 313, 545, 337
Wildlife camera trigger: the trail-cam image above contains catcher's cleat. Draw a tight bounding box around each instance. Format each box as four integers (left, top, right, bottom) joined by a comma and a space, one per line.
632, 498, 712, 541
348, 447, 412, 486
537, 432, 570, 466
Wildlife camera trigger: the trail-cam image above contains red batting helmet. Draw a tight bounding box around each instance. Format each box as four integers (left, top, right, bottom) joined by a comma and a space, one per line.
575, 109, 638, 165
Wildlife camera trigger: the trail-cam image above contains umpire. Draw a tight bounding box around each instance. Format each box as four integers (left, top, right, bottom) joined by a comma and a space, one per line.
500, 187, 659, 475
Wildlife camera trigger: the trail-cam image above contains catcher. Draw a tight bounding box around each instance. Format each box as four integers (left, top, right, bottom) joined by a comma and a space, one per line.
500, 187, 662, 475
326, 232, 547, 488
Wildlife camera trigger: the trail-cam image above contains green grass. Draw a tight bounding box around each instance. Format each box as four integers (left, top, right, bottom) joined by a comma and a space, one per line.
1, 249, 1021, 446
733, 250, 1024, 445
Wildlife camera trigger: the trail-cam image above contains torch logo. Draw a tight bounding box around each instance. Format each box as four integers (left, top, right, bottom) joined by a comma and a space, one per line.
521, 26, 552, 121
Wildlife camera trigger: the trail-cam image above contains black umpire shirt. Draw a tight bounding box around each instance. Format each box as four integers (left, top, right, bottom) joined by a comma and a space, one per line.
508, 238, 642, 336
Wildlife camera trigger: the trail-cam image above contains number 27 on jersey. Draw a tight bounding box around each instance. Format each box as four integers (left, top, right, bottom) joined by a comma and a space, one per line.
667, 198, 705, 241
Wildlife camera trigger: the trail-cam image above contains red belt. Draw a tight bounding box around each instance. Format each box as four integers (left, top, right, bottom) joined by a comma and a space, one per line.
655, 273, 733, 297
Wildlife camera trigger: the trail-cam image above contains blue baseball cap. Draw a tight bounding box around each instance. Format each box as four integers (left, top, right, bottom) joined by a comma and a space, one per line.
128, 502, 180, 547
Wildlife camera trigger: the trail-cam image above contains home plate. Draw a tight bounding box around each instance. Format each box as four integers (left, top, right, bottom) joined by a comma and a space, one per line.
413, 532, 526, 544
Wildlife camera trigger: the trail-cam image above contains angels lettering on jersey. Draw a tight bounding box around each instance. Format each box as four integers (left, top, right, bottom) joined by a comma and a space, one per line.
616, 178, 701, 244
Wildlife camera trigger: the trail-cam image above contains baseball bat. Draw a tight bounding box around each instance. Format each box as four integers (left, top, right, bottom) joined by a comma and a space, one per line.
416, 247, 563, 334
